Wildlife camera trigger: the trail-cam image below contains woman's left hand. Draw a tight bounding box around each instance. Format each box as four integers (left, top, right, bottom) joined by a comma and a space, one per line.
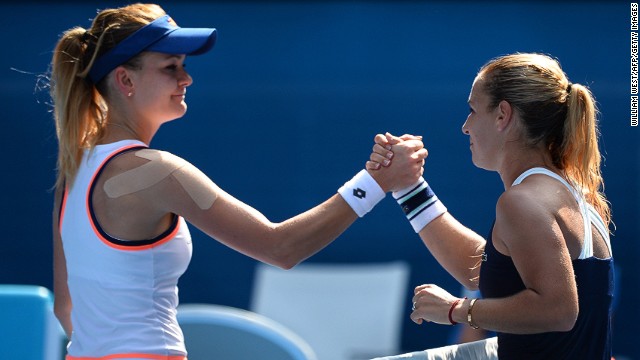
410, 284, 460, 325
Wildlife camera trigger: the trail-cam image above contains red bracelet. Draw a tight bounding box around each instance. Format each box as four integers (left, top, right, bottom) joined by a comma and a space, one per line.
448, 297, 466, 325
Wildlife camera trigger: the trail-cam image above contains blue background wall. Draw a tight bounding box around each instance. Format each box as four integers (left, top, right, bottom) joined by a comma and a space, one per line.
1, 1, 637, 357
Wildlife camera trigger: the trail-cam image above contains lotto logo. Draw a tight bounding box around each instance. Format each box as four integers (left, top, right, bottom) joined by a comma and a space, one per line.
353, 188, 366, 199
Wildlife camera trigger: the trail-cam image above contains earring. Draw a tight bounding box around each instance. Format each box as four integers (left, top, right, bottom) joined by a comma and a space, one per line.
127, 92, 133, 97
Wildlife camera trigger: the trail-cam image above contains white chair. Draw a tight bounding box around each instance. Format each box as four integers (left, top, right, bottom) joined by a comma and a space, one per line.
251, 261, 411, 360
0, 284, 66, 360
177, 303, 317, 360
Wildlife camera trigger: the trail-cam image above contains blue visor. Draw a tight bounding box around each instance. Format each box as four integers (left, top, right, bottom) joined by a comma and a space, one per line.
88, 15, 217, 83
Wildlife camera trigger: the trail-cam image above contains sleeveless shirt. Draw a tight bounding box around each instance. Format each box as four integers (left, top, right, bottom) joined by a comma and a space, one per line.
478, 168, 614, 359
59, 140, 193, 359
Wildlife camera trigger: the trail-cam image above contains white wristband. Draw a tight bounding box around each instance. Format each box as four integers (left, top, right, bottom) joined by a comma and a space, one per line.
338, 169, 386, 217
393, 177, 447, 232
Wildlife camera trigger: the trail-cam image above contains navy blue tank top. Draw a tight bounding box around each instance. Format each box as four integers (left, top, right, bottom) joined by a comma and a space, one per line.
479, 225, 614, 359
478, 168, 614, 359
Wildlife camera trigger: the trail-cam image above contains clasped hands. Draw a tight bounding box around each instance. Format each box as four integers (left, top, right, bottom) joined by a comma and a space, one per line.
365, 132, 427, 193
367, 132, 463, 326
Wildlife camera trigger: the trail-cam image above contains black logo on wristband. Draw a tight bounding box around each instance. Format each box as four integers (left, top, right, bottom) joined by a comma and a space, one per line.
353, 188, 366, 199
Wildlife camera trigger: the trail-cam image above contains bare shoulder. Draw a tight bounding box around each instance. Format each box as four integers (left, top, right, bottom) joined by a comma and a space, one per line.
102, 148, 196, 199
100, 148, 195, 183
497, 174, 575, 220
494, 175, 572, 254
111, 148, 189, 170
496, 182, 545, 223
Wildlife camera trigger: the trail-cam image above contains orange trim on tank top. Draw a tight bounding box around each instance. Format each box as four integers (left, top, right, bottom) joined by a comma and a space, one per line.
66, 354, 187, 360
84, 144, 180, 251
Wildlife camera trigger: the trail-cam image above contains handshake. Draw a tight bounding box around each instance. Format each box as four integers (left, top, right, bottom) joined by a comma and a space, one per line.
338, 132, 447, 233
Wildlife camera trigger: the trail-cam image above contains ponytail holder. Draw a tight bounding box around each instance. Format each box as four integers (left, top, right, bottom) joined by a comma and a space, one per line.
566, 82, 573, 94
81, 30, 91, 44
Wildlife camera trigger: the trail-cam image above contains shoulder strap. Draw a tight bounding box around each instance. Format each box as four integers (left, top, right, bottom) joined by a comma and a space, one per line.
511, 167, 611, 259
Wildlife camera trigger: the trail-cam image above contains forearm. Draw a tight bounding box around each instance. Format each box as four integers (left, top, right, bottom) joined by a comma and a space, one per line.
205, 190, 359, 269
452, 288, 578, 334
418, 213, 485, 289
267, 194, 359, 267
54, 299, 73, 338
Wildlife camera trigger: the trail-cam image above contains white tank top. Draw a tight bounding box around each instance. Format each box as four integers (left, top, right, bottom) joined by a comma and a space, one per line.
512, 167, 611, 259
59, 140, 193, 359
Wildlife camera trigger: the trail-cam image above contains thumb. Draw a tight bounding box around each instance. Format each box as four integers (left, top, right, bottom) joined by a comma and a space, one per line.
385, 132, 403, 145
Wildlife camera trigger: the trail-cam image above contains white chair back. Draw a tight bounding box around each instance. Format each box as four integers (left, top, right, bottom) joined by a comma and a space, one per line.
251, 261, 410, 360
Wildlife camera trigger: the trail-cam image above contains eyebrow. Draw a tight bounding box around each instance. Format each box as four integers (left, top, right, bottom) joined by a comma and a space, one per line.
158, 54, 185, 60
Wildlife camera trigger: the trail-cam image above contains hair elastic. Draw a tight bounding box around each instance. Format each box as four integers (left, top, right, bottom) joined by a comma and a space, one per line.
448, 297, 465, 325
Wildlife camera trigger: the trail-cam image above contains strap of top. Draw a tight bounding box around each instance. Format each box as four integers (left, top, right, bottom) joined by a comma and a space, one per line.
511, 167, 611, 259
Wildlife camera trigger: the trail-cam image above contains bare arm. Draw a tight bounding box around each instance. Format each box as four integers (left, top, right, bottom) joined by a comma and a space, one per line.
136, 139, 426, 269
52, 186, 72, 338
417, 214, 486, 289
368, 133, 485, 288
412, 185, 579, 334
460, 187, 578, 333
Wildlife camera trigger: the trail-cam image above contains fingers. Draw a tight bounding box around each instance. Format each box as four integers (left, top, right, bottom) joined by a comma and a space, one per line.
411, 149, 429, 166
376, 132, 423, 145
399, 134, 423, 141
409, 284, 459, 325
411, 312, 424, 325
367, 143, 394, 171
370, 153, 390, 166
372, 143, 394, 161
374, 133, 393, 148
366, 153, 390, 171
384, 132, 403, 145
366, 161, 381, 171
367, 132, 426, 192
398, 138, 425, 151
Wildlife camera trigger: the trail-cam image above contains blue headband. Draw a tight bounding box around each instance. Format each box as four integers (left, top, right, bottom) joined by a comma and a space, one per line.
88, 15, 217, 83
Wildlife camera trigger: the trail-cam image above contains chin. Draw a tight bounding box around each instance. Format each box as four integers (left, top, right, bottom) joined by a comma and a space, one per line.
471, 156, 490, 171
171, 106, 188, 120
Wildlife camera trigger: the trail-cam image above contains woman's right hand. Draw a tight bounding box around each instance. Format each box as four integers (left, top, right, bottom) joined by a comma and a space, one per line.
366, 132, 427, 193
366, 132, 425, 172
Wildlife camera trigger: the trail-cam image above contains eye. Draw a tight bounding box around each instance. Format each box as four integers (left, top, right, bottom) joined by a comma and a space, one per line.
166, 63, 187, 71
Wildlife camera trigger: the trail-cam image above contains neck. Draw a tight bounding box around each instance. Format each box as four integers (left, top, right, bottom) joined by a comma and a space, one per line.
101, 121, 149, 145
497, 143, 558, 189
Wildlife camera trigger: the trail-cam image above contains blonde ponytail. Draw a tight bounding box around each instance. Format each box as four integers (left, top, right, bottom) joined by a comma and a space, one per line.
50, 27, 107, 191
479, 53, 610, 226
562, 84, 610, 225
49, 3, 166, 191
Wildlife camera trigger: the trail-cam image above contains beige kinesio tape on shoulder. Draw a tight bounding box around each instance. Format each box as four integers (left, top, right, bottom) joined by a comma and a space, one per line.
103, 149, 218, 210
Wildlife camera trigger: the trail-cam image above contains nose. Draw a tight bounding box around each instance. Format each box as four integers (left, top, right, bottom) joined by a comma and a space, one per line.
461, 117, 470, 135
179, 69, 193, 88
